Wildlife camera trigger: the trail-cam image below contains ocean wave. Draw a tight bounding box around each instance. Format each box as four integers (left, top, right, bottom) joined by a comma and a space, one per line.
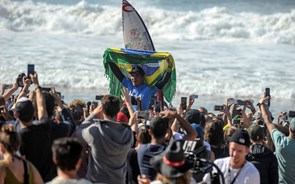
1, 0, 295, 45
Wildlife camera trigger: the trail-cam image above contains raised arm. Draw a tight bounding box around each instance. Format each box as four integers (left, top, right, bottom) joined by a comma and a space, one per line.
108, 62, 125, 82
259, 94, 275, 133
30, 73, 48, 120
3, 82, 19, 102
161, 110, 197, 141
50, 88, 76, 135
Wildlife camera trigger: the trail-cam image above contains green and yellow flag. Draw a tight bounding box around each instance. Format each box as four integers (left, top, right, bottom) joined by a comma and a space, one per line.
103, 48, 176, 102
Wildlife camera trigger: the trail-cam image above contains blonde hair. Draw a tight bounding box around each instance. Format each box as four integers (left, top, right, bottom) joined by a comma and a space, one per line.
0, 125, 21, 155
156, 171, 191, 184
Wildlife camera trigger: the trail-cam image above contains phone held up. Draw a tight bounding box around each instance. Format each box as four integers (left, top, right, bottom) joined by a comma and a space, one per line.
214, 105, 224, 111
155, 101, 161, 113
27, 64, 35, 77
181, 97, 187, 110
95, 95, 104, 101
190, 95, 198, 100
265, 87, 270, 106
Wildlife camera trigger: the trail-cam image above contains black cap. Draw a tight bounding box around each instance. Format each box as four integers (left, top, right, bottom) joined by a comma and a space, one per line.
229, 129, 251, 147
184, 109, 201, 124
247, 123, 265, 141
130, 65, 145, 76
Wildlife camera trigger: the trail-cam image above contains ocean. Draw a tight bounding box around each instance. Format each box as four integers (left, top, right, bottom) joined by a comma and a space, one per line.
1, 0, 295, 117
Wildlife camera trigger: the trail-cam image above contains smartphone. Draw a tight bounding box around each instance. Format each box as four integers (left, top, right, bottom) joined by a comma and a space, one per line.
289, 111, 295, 118
214, 105, 224, 111
155, 101, 161, 113
61, 95, 64, 100
190, 95, 198, 100
149, 96, 157, 109
181, 97, 187, 110
265, 87, 270, 106
27, 64, 35, 77
237, 100, 247, 106
95, 95, 104, 101
4, 84, 13, 89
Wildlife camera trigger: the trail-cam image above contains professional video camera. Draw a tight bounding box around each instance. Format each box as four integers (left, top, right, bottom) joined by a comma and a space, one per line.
183, 139, 225, 184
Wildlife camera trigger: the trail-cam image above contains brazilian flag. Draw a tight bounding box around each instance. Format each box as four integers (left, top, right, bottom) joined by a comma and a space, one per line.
103, 48, 176, 102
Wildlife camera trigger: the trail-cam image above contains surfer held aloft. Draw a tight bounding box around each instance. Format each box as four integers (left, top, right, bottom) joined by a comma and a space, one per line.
108, 62, 171, 110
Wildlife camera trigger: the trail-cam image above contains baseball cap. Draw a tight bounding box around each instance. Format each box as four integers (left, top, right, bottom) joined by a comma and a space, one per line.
229, 129, 251, 147
184, 109, 201, 124
129, 65, 145, 76
247, 123, 265, 141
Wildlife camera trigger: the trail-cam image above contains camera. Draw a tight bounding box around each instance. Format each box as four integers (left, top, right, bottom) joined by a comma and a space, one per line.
181, 97, 187, 110
16, 73, 26, 87
214, 105, 224, 111
95, 95, 104, 101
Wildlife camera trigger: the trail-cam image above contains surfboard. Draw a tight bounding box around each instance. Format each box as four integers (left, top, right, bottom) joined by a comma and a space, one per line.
122, 0, 155, 51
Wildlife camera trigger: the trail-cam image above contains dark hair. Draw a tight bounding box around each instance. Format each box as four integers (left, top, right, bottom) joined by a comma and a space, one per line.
42, 91, 55, 118
205, 118, 225, 146
137, 126, 151, 144
150, 117, 169, 139
52, 137, 82, 171
16, 100, 34, 122
0, 125, 21, 155
101, 95, 120, 117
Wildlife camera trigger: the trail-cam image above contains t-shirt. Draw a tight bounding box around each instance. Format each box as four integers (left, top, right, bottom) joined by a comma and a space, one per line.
19, 109, 76, 182
137, 143, 166, 180
47, 177, 92, 184
271, 129, 295, 184
203, 157, 260, 184
122, 78, 157, 110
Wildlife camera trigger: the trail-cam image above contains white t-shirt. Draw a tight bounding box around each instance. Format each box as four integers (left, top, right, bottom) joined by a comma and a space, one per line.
203, 157, 260, 184
46, 177, 92, 184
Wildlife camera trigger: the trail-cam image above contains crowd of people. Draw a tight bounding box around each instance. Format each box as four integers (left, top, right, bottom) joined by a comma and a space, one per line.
0, 68, 294, 184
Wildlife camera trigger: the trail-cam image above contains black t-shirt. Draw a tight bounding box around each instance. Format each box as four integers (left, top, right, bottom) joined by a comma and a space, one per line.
19, 119, 55, 182
19, 112, 75, 182
137, 143, 166, 180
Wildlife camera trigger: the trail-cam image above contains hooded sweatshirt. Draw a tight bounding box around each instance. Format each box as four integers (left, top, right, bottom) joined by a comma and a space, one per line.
246, 144, 278, 184
76, 114, 134, 184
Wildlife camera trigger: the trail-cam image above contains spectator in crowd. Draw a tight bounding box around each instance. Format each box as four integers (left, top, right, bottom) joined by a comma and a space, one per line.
0, 125, 43, 184
76, 95, 134, 184
47, 137, 91, 184
203, 129, 260, 183
246, 123, 278, 184
260, 93, 295, 183
16, 73, 75, 182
